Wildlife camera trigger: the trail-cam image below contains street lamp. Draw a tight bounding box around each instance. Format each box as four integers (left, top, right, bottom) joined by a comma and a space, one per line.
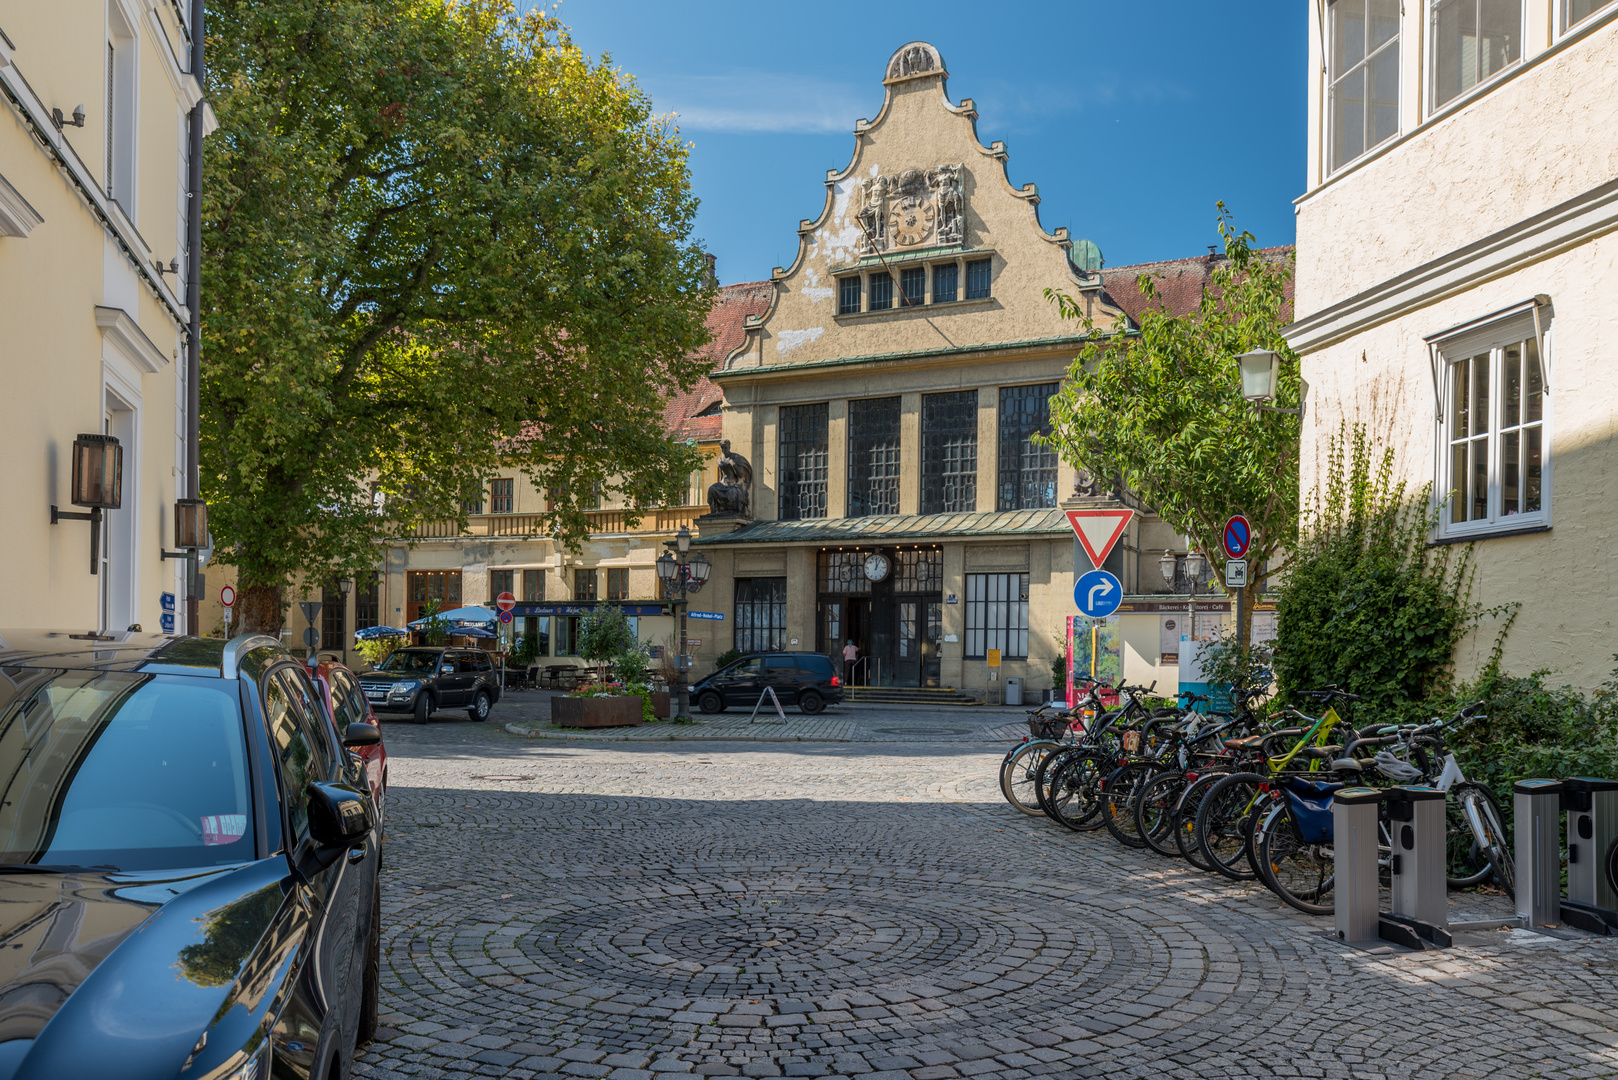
50, 433, 123, 574
657, 525, 708, 719
1236, 349, 1305, 416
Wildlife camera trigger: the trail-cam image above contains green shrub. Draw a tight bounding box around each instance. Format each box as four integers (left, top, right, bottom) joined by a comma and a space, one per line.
1446, 659, 1618, 796
712, 648, 741, 673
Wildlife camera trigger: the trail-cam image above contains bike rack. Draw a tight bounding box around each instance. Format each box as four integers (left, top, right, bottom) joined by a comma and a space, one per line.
1560, 777, 1618, 935
1514, 779, 1563, 929
1332, 787, 1383, 945
1382, 786, 1451, 949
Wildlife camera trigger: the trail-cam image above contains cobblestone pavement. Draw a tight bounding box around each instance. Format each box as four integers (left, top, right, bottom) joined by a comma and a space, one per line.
359, 720, 1618, 1080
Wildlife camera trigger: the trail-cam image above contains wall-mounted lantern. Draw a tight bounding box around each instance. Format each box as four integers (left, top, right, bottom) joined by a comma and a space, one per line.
51, 434, 123, 574
162, 497, 210, 562
1236, 349, 1306, 416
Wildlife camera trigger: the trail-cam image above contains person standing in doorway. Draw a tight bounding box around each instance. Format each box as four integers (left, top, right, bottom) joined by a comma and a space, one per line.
842, 640, 859, 686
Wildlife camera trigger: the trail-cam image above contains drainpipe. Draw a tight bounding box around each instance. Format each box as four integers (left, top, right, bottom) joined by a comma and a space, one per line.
185, 0, 204, 635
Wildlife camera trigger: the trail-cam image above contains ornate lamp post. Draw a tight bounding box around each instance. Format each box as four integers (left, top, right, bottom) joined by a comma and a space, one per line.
656, 525, 711, 719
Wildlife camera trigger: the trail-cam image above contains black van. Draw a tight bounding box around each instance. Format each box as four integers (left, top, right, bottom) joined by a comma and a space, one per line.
692, 652, 844, 715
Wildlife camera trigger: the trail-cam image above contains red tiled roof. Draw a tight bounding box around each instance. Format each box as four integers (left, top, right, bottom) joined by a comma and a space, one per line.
1098, 245, 1294, 328
664, 280, 773, 441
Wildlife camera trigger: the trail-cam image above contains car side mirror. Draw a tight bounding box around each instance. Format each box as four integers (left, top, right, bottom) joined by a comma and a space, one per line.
306, 781, 374, 858
341, 722, 381, 748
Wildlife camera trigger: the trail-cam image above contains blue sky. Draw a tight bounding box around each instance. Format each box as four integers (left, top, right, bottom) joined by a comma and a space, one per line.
535, 2, 1308, 284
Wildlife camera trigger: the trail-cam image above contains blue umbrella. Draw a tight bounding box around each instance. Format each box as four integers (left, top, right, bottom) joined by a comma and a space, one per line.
354, 625, 409, 640
449, 625, 496, 639
406, 605, 498, 628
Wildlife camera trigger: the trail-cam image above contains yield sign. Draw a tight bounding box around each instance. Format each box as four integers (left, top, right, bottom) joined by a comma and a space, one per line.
1065, 509, 1134, 568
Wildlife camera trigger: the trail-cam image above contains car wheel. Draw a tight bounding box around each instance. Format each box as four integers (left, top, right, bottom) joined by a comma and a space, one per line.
468, 690, 491, 722
413, 693, 432, 724
698, 691, 725, 714
798, 690, 824, 715
357, 877, 381, 1045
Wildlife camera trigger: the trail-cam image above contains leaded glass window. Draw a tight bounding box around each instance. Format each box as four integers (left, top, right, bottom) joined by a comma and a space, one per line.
868, 272, 893, 311
966, 258, 992, 300
894, 548, 943, 593
921, 390, 978, 514
848, 397, 901, 517
778, 403, 829, 520
817, 551, 871, 595
734, 578, 786, 653
933, 263, 958, 304
838, 276, 861, 315
900, 266, 925, 307
997, 383, 1059, 511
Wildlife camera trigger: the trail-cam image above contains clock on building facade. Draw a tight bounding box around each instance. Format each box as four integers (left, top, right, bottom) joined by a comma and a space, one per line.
863, 552, 891, 582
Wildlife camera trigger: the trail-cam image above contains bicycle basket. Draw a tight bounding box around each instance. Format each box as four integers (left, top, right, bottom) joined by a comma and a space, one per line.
1029, 717, 1073, 741
1282, 777, 1344, 844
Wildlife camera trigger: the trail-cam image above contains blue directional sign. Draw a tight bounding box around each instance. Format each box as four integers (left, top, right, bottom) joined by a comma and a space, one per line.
1074, 569, 1123, 619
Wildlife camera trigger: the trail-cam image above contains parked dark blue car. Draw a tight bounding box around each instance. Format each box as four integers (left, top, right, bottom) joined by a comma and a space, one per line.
0, 631, 385, 1080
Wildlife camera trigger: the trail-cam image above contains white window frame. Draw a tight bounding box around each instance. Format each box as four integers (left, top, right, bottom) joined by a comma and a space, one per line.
1561, 0, 1618, 35
1326, 0, 1403, 175
106, 0, 140, 217
1433, 312, 1552, 540
1426, 0, 1524, 117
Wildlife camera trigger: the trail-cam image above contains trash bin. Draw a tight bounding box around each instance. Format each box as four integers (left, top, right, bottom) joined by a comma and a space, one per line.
1005, 678, 1023, 706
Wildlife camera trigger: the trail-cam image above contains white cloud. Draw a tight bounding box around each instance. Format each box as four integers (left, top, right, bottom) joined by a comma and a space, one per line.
647, 71, 871, 134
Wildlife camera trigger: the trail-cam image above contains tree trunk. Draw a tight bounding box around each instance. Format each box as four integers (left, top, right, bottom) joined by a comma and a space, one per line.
239, 583, 286, 635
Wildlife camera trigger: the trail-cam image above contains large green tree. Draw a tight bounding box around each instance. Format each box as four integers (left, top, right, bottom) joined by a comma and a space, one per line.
203, 0, 712, 630
1045, 209, 1302, 648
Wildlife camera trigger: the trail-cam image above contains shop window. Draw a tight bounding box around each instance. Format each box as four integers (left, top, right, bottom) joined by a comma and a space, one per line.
1437, 315, 1548, 538
1432, 0, 1520, 110
778, 403, 829, 520
933, 263, 959, 304
838, 276, 861, 315
734, 578, 786, 654
848, 397, 901, 516
521, 616, 550, 657
921, 390, 978, 514
965, 572, 1029, 659
997, 383, 1059, 510
1328, 0, 1400, 172
965, 258, 992, 300
555, 616, 578, 656
607, 568, 630, 602
491, 478, 514, 514
573, 569, 597, 601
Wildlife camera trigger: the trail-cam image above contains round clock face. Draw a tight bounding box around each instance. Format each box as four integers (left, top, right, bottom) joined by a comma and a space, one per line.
863, 553, 891, 582
887, 196, 935, 246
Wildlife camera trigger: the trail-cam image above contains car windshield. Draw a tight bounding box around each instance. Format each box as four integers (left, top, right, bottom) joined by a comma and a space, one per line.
377, 650, 440, 674
0, 669, 253, 871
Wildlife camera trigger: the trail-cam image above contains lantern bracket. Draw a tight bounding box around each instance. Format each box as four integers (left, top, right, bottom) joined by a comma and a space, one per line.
50, 505, 105, 575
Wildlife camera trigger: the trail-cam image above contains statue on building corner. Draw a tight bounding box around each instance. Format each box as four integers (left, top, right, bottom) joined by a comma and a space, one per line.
706, 440, 754, 517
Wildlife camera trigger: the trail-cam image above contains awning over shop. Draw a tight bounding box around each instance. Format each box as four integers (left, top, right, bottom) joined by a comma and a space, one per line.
689, 507, 1072, 547
510, 603, 670, 617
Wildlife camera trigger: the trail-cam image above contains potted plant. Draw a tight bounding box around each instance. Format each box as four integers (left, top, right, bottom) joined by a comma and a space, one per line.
552, 679, 646, 728
551, 606, 649, 727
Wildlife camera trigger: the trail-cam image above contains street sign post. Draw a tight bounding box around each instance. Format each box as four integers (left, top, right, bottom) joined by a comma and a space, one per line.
498, 610, 514, 624
690, 611, 724, 621
1074, 569, 1123, 619
1224, 559, 1248, 588
495, 591, 516, 612
298, 601, 322, 659
220, 584, 236, 608
1065, 509, 1134, 568
1223, 515, 1252, 560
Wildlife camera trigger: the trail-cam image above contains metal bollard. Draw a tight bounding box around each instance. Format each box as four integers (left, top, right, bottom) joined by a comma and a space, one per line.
1383, 786, 1449, 946
1515, 779, 1563, 929
1559, 777, 1618, 934
1332, 787, 1383, 944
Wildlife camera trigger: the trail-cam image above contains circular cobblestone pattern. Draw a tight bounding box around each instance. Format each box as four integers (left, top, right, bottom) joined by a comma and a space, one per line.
359, 723, 1618, 1080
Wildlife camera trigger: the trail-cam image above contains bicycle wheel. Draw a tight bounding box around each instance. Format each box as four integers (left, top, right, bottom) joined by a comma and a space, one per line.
1456, 783, 1514, 898
1444, 790, 1492, 887
1195, 772, 1266, 881
1101, 762, 1156, 848
1136, 770, 1188, 858
1253, 801, 1335, 915
1000, 741, 1058, 816
1034, 747, 1083, 819
1047, 751, 1108, 832
1174, 773, 1225, 871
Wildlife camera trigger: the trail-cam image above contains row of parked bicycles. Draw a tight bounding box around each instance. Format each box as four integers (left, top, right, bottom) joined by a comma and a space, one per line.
998, 676, 1514, 915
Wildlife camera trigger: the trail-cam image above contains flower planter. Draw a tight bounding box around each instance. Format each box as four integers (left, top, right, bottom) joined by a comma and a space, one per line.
552, 695, 644, 729
651, 691, 671, 719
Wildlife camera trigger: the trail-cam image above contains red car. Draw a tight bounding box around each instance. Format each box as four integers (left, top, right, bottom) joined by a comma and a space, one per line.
308, 657, 389, 816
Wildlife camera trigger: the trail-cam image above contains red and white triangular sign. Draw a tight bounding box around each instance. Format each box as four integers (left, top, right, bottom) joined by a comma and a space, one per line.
1066, 509, 1135, 568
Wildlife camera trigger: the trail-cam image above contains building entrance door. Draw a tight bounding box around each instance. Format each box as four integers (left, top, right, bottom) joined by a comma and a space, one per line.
893, 598, 944, 687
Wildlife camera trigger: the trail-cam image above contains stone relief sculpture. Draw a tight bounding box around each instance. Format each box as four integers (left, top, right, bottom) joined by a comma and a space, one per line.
928, 163, 963, 246
853, 175, 888, 254
852, 164, 964, 254
887, 44, 938, 81
706, 440, 754, 517
1072, 467, 1123, 502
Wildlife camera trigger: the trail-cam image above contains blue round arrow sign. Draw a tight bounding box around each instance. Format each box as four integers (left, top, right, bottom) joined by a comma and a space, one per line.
1074, 569, 1123, 619
1223, 515, 1252, 560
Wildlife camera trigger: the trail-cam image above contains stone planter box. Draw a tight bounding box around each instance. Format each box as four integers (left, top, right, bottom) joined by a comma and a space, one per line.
651, 691, 671, 719
552, 695, 644, 728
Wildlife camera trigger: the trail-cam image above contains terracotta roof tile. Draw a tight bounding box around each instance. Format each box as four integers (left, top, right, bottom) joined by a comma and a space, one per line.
1099, 245, 1294, 328
663, 280, 773, 441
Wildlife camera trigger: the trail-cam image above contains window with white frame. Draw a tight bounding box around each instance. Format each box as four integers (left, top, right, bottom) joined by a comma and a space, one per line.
1564, 0, 1617, 32
1431, 0, 1521, 111
1328, 0, 1401, 172
1438, 317, 1548, 538
106, 3, 138, 213
964, 573, 1028, 660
